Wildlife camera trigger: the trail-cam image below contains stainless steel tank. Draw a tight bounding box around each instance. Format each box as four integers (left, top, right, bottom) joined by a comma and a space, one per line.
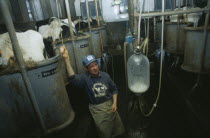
0, 55, 75, 138
54, 33, 91, 74
85, 26, 107, 58
165, 22, 190, 54
181, 27, 210, 73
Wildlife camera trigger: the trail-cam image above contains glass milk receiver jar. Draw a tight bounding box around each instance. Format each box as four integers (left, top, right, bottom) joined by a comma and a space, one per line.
127, 46, 150, 94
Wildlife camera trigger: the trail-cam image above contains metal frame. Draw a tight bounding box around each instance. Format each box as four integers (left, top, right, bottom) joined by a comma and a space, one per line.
134, 7, 210, 17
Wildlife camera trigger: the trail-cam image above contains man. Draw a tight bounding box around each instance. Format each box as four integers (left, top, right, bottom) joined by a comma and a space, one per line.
60, 46, 125, 138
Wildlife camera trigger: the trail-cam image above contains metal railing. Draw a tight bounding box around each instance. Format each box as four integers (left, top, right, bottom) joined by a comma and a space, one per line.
134, 7, 210, 17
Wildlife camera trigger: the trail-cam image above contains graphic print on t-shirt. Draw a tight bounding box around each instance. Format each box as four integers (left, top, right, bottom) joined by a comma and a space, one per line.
92, 83, 107, 98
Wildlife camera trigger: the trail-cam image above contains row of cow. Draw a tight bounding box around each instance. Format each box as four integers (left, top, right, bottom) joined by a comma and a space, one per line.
0, 17, 98, 68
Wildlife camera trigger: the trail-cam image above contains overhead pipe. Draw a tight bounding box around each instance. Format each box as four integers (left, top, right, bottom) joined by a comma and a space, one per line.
0, 0, 46, 133
64, 0, 78, 72
134, 7, 210, 17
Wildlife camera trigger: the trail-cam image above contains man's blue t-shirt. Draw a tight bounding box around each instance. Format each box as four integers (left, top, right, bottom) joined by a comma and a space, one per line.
68, 71, 118, 104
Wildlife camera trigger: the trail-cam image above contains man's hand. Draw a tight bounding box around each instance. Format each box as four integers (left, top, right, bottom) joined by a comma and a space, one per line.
59, 45, 69, 60
111, 103, 117, 112
59, 45, 75, 76
111, 94, 117, 112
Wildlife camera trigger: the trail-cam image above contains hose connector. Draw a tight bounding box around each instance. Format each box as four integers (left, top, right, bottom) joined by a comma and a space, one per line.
134, 46, 141, 55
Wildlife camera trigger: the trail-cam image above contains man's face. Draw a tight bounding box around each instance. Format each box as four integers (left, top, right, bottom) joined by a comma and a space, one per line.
86, 61, 99, 76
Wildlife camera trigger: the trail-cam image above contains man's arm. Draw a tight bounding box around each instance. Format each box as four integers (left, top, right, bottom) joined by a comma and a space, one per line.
112, 94, 117, 112
60, 46, 75, 77
106, 73, 118, 112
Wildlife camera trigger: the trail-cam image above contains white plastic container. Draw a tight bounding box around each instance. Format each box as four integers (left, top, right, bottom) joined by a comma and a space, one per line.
127, 50, 150, 94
